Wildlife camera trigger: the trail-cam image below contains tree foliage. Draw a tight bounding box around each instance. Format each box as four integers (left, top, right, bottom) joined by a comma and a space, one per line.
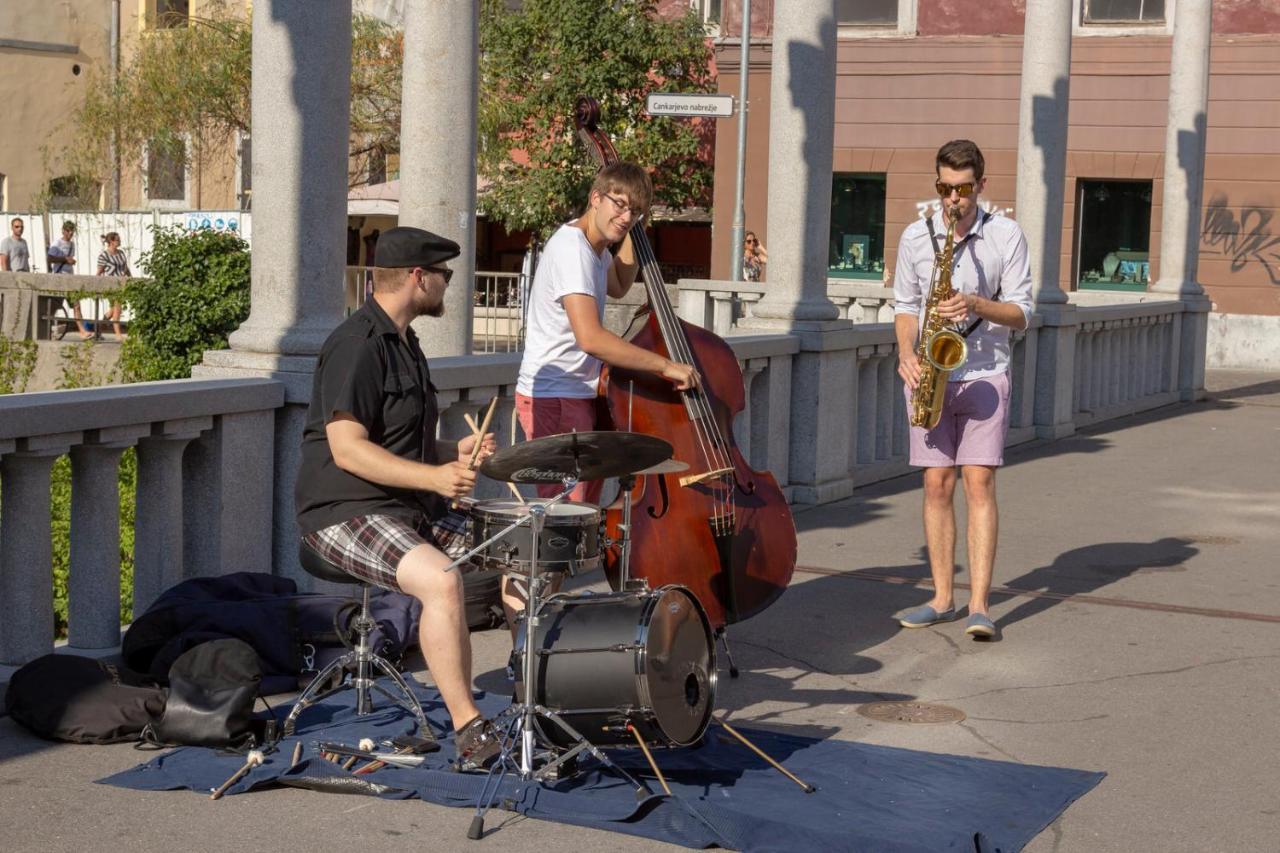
120, 226, 251, 382
350, 15, 405, 186
478, 0, 715, 237
57, 2, 716, 236
53, 1, 251, 202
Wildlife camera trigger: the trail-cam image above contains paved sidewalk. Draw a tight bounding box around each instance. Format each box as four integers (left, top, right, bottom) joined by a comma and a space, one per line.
1, 369, 1277, 852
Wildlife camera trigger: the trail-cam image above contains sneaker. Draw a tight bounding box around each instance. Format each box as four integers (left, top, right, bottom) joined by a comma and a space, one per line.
454, 716, 502, 772
964, 613, 996, 639
897, 604, 956, 629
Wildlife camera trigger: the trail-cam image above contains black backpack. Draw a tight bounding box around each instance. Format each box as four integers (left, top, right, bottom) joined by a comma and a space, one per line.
142, 638, 265, 750
4, 655, 165, 744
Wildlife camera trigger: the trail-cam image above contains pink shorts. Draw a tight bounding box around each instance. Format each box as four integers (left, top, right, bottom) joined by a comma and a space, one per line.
907, 372, 1012, 468
514, 393, 604, 504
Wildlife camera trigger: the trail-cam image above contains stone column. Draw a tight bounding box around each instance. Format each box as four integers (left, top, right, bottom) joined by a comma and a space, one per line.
742, 0, 852, 505
1152, 0, 1212, 401
1017, 0, 1078, 439
750, 0, 839, 325
400, 0, 478, 356
227, 0, 352, 356
0, 441, 73, 665
67, 434, 138, 651
132, 418, 209, 616
196, 0, 353, 579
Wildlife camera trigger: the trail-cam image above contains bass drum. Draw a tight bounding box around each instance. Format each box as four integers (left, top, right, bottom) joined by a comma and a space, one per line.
514, 585, 716, 749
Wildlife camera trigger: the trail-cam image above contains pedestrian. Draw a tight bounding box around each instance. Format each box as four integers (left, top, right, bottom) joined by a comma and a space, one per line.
892, 139, 1033, 639
743, 230, 767, 282
95, 232, 131, 339
0, 218, 31, 272
46, 220, 92, 339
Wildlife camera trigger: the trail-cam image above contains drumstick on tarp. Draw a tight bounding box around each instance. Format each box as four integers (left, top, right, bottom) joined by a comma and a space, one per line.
712, 717, 816, 793
463, 405, 525, 504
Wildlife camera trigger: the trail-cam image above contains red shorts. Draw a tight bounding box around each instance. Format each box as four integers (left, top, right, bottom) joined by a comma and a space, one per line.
514, 393, 604, 504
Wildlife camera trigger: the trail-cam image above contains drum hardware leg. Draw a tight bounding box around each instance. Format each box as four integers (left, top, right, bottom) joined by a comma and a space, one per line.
716, 627, 740, 678
711, 717, 817, 794
617, 472, 636, 588
627, 724, 672, 795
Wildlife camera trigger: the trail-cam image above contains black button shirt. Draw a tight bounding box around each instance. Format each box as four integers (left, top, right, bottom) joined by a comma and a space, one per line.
295, 299, 442, 535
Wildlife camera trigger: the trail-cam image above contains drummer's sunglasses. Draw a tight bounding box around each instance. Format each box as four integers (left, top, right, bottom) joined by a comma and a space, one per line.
425, 266, 454, 283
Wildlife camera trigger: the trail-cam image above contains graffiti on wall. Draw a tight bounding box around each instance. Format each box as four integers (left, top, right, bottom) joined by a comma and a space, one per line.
1201, 194, 1280, 285
914, 198, 1013, 220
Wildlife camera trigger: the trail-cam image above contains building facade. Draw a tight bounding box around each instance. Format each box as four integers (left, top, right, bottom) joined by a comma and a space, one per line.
706, 0, 1280, 320
0, 1, 247, 213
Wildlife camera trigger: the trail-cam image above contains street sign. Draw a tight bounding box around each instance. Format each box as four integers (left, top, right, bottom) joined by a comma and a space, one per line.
645, 92, 735, 118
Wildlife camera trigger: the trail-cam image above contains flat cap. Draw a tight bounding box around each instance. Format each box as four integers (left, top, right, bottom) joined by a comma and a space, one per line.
375, 226, 460, 269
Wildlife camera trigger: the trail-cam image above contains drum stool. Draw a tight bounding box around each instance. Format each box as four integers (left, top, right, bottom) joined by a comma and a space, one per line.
282, 541, 429, 736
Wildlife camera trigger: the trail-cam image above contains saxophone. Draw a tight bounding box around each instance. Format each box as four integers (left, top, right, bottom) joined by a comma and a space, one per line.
908, 208, 968, 430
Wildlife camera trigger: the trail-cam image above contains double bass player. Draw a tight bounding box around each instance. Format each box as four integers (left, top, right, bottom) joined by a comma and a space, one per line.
508, 161, 699, 625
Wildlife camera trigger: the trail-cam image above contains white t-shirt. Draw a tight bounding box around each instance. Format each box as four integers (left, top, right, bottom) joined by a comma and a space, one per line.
516, 223, 612, 398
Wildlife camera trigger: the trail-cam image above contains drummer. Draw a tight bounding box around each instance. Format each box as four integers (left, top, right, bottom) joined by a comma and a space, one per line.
294, 226, 502, 771
509, 162, 699, 622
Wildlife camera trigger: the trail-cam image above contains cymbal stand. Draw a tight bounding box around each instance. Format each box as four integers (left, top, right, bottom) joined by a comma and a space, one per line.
467, 475, 648, 841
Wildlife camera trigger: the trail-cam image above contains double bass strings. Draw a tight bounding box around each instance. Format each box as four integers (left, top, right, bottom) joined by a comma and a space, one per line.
630, 226, 736, 526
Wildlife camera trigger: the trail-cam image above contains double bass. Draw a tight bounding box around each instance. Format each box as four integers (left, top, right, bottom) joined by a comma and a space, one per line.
574, 96, 797, 630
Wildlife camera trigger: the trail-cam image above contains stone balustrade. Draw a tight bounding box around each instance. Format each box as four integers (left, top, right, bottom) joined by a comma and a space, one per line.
0, 285, 1203, 672
0, 378, 283, 668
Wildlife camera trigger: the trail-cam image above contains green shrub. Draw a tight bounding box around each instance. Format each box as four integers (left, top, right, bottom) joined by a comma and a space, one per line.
0, 334, 38, 394
121, 225, 251, 382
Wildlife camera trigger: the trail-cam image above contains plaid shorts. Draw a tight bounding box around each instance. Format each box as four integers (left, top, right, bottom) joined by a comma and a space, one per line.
302, 511, 470, 593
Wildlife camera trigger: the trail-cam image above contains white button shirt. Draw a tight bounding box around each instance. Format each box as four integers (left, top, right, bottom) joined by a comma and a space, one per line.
892, 208, 1034, 381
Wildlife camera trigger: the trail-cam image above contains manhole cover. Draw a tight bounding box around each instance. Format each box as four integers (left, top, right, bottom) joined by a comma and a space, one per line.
856, 701, 966, 724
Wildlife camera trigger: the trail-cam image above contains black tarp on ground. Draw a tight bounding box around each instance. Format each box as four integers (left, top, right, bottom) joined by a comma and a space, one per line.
100, 681, 1104, 852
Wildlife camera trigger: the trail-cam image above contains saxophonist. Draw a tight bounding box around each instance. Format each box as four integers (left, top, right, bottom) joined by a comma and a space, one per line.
892, 140, 1033, 639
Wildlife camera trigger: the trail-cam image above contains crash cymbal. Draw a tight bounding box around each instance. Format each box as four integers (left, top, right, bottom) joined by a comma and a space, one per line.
480, 431, 673, 484
635, 458, 690, 476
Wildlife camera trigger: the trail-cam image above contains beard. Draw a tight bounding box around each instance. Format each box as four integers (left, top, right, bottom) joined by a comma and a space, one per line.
414, 284, 446, 318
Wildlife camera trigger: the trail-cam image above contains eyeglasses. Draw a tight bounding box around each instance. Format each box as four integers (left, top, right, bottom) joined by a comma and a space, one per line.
935, 181, 976, 198
424, 266, 454, 283
603, 193, 644, 219
745, 238, 758, 245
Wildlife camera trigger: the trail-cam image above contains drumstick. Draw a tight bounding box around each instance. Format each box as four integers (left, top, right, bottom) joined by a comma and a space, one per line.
464, 409, 524, 503
210, 749, 264, 800
468, 397, 498, 469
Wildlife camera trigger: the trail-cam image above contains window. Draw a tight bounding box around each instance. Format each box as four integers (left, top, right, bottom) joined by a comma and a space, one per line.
696, 0, 721, 25
1075, 179, 1153, 291
828, 173, 887, 281
1083, 0, 1164, 24
145, 138, 187, 205
146, 0, 190, 29
46, 175, 100, 209
839, 0, 898, 27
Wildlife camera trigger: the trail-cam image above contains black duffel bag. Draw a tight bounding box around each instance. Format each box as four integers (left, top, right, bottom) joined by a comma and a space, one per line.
4, 655, 165, 744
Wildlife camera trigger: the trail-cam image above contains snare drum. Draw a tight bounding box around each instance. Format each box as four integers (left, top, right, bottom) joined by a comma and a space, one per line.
467, 499, 601, 577
513, 585, 716, 749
